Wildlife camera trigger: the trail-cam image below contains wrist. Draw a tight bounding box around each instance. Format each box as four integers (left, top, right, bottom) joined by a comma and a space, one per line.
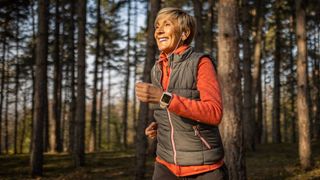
159, 92, 172, 109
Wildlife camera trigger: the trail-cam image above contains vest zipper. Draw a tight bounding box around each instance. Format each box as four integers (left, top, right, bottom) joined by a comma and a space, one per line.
192, 125, 212, 150
157, 57, 178, 165
165, 58, 178, 165
166, 109, 177, 165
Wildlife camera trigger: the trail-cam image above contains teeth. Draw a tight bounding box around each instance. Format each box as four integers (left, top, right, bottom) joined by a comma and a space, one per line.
159, 38, 167, 42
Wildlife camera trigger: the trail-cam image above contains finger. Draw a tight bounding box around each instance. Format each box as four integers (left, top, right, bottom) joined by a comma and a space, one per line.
135, 82, 152, 89
149, 122, 157, 129
136, 92, 150, 102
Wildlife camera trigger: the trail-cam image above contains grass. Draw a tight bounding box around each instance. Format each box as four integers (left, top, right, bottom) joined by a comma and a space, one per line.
0, 142, 319, 180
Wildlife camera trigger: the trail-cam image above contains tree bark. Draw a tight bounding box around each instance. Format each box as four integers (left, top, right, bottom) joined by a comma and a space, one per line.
313, 26, 320, 140
241, 0, 255, 151
135, 0, 160, 179
289, 4, 297, 143
67, 0, 76, 153
73, 0, 87, 167
29, 0, 36, 153
107, 63, 111, 149
0, 33, 6, 155
122, 0, 131, 149
192, 0, 204, 52
272, 1, 281, 143
20, 89, 28, 153
52, 0, 63, 153
4, 69, 9, 154
218, 0, 246, 179
30, 0, 49, 176
89, 0, 101, 152
14, 9, 20, 154
295, 0, 313, 170
252, 0, 264, 145
98, 65, 104, 151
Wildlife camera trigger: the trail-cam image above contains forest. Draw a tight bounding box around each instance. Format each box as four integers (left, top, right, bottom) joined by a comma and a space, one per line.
0, 0, 319, 179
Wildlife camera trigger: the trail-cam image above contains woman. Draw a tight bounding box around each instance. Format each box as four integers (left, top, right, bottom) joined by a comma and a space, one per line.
135, 7, 228, 180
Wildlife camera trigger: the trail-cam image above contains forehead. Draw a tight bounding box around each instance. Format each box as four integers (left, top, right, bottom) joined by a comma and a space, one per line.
155, 14, 178, 25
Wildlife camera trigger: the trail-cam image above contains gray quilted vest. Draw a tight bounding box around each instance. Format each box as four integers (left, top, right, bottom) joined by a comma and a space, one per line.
151, 47, 224, 166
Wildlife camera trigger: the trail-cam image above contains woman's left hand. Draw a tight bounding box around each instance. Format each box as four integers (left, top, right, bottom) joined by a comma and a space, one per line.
135, 82, 163, 104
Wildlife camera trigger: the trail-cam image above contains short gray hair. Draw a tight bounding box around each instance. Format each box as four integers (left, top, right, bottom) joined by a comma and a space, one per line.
154, 7, 196, 45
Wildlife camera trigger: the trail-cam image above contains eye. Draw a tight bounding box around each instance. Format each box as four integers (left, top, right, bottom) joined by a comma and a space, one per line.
165, 23, 170, 27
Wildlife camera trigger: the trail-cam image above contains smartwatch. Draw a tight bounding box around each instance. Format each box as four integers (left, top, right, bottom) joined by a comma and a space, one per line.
159, 92, 172, 109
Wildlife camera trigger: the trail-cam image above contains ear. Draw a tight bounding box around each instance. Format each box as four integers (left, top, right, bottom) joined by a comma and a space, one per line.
181, 30, 190, 41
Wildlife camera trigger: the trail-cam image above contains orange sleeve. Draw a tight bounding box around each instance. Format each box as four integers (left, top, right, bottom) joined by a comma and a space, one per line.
168, 57, 223, 126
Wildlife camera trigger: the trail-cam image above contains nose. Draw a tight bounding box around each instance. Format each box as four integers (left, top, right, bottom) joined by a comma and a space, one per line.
155, 25, 164, 35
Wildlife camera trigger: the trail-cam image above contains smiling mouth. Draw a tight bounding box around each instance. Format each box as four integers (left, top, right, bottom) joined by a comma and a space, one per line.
159, 37, 168, 42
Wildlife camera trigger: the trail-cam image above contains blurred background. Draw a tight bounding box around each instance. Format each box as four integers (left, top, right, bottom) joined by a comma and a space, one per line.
0, 0, 319, 179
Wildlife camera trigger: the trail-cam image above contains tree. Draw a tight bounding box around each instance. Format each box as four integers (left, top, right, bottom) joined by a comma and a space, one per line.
30, 0, 49, 176
272, 1, 281, 143
52, 0, 63, 153
122, 0, 131, 149
192, 0, 204, 52
217, 0, 246, 179
89, 0, 101, 152
252, 0, 265, 144
73, 0, 87, 167
241, 0, 255, 151
66, 0, 76, 153
135, 0, 160, 179
14, 7, 20, 155
295, 0, 312, 170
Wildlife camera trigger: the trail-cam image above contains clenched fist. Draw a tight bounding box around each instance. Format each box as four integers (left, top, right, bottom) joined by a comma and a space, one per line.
135, 82, 163, 104
145, 122, 157, 139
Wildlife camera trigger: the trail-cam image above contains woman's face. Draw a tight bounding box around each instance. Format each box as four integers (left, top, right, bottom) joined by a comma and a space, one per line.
154, 15, 182, 54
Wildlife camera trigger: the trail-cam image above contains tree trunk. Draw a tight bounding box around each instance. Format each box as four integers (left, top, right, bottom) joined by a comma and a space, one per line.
29, 0, 36, 153
257, 73, 263, 143
89, 0, 101, 153
311, 26, 319, 141
30, 0, 49, 176
313, 26, 320, 140
73, 0, 87, 167
241, 0, 254, 151
122, 0, 131, 149
295, 0, 313, 170
252, 0, 264, 145
4, 70, 9, 154
14, 10, 20, 154
208, 0, 217, 57
52, 0, 63, 153
262, 59, 268, 144
68, 0, 76, 153
289, 5, 296, 143
192, 0, 204, 52
135, 0, 160, 179
20, 88, 28, 153
107, 63, 111, 149
218, 0, 246, 179
272, 1, 281, 143
0, 34, 6, 155
98, 65, 104, 151
132, 0, 138, 142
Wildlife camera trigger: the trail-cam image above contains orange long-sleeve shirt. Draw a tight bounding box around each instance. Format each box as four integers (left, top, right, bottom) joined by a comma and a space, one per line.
156, 45, 224, 177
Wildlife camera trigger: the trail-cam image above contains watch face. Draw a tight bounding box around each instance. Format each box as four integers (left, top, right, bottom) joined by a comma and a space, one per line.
162, 93, 172, 103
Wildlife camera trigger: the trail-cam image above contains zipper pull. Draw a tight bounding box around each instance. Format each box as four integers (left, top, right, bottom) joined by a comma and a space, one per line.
193, 126, 197, 136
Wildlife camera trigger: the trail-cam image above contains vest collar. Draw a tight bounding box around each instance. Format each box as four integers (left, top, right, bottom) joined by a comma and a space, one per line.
170, 46, 194, 63
157, 46, 194, 64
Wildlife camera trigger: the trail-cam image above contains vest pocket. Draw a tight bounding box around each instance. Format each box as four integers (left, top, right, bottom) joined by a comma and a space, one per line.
192, 125, 212, 150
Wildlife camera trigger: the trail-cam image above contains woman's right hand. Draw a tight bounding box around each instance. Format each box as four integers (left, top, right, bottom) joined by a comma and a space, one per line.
145, 122, 157, 139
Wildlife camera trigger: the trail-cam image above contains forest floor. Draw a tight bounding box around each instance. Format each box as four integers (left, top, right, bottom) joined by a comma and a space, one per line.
0, 142, 319, 180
